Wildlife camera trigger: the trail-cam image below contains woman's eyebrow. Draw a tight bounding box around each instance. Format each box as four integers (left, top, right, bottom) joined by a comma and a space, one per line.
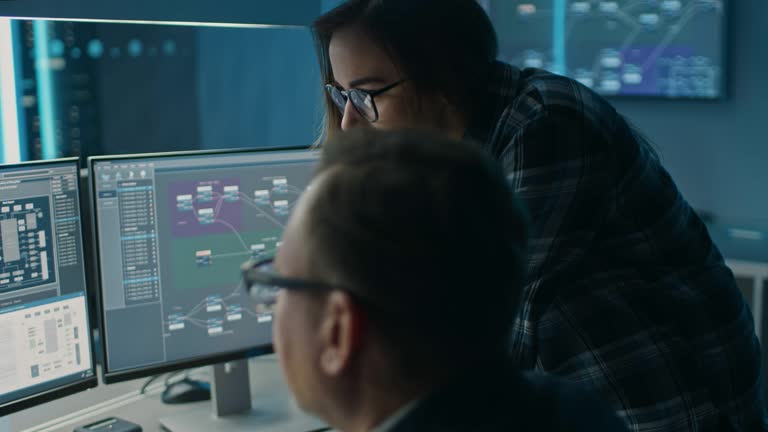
347, 76, 387, 88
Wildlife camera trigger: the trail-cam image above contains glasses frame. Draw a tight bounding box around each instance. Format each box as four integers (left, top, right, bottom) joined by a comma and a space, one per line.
242, 258, 416, 319
325, 79, 405, 123
241, 258, 336, 302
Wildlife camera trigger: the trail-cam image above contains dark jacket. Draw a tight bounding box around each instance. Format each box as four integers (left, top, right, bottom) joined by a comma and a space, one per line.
466, 62, 766, 431
389, 364, 627, 432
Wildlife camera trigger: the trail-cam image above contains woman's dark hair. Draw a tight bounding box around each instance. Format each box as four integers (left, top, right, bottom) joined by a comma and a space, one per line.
304, 128, 529, 376
312, 0, 498, 145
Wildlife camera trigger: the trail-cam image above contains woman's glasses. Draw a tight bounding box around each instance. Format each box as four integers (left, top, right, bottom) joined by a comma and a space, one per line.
325, 80, 405, 123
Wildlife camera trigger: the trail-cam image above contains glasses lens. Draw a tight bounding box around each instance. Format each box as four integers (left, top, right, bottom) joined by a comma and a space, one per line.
243, 260, 279, 305
251, 283, 278, 306
349, 90, 376, 122
326, 85, 346, 114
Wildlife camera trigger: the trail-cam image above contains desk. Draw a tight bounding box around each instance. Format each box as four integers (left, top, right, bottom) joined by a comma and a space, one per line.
9, 356, 322, 432
707, 223, 768, 338
708, 222, 768, 407
727, 259, 768, 341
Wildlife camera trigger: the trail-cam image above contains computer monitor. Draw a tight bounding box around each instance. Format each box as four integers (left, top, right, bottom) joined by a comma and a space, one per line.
481, 0, 726, 98
0, 159, 96, 417
89, 147, 322, 431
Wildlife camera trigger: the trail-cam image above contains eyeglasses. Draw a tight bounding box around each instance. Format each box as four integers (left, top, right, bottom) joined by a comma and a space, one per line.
242, 258, 415, 318
241, 258, 336, 306
325, 80, 405, 123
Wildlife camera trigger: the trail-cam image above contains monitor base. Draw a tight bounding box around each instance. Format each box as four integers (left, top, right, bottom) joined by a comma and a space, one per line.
159, 359, 326, 432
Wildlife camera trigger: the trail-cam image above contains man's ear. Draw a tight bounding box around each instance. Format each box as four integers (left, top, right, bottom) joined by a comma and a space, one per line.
318, 290, 366, 376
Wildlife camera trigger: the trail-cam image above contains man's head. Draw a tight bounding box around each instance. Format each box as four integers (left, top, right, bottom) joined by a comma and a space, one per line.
312, 0, 498, 141
270, 129, 528, 427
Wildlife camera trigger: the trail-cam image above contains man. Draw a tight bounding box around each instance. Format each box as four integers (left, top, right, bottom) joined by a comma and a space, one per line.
244, 129, 626, 432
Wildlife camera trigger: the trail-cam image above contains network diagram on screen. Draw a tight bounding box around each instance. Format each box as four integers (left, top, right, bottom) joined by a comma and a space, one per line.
94, 151, 317, 373
479, 0, 725, 98
163, 171, 303, 333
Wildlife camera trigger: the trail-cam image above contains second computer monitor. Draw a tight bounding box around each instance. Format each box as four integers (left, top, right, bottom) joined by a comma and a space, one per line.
90, 148, 319, 383
0, 159, 96, 416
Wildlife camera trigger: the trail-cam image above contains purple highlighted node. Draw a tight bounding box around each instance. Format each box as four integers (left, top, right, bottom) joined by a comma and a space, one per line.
169, 179, 242, 237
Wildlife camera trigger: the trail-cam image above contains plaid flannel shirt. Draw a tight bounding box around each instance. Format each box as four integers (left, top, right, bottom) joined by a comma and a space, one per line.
466, 62, 766, 431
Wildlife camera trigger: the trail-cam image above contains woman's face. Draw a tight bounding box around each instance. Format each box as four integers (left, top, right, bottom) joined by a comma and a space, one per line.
329, 26, 423, 131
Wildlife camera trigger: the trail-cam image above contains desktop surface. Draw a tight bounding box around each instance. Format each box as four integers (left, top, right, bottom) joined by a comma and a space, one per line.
9, 356, 325, 432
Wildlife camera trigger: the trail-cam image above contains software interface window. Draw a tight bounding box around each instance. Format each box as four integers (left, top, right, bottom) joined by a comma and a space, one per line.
0, 162, 93, 406
93, 150, 318, 373
481, 0, 725, 98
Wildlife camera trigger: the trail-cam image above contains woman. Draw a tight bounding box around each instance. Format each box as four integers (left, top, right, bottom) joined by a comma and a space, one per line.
311, 1, 765, 431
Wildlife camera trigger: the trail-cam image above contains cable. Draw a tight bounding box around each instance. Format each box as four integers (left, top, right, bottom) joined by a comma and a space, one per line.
140, 368, 198, 395
164, 370, 187, 388
139, 374, 164, 395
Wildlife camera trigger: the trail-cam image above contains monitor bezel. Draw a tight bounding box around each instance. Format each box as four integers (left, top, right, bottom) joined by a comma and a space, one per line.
0, 157, 99, 417
88, 146, 315, 384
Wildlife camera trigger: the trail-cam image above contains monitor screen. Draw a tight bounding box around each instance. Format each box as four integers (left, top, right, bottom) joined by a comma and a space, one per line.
481, 0, 726, 98
0, 159, 96, 416
91, 148, 319, 382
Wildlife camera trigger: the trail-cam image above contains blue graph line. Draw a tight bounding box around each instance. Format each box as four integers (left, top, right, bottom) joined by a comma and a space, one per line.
552, 0, 567, 75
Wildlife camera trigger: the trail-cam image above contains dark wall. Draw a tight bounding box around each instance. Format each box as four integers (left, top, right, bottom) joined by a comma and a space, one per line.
96, 24, 200, 155
195, 27, 320, 150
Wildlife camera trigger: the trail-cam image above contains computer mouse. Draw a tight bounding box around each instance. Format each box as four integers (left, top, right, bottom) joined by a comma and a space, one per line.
161, 378, 211, 404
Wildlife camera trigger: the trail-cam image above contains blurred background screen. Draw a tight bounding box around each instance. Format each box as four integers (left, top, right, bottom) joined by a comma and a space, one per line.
1, 20, 321, 161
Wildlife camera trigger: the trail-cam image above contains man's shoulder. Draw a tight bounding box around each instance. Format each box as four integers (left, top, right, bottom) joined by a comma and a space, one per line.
390, 367, 627, 432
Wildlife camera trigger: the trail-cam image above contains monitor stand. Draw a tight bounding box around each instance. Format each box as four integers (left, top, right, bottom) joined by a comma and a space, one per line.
158, 359, 327, 432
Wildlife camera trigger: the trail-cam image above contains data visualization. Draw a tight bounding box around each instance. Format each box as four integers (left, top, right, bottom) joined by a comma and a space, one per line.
481, 0, 725, 98
0, 161, 94, 414
0, 294, 89, 399
167, 173, 301, 319
0, 198, 56, 293
93, 149, 318, 376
